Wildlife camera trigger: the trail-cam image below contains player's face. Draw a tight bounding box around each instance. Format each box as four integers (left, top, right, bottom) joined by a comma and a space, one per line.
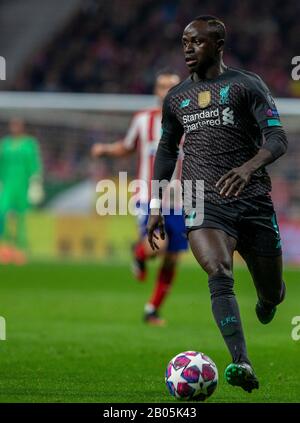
182, 21, 221, 73
155, 74, 180, 103
9, 119, 25, 136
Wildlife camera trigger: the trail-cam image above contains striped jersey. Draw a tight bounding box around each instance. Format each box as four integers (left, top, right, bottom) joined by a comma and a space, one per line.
123, 107, 182, 206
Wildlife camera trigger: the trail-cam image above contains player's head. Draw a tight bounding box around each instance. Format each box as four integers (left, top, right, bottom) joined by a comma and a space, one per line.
154, 69, 180, 104
182, 15, 226, 74
9, 117, 25, 136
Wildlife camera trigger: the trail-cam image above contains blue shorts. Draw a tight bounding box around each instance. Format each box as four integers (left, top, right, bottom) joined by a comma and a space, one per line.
137, 203, 188, 253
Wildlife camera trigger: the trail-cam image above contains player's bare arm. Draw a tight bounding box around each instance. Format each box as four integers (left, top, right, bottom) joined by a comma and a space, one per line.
91, 140, 134, 158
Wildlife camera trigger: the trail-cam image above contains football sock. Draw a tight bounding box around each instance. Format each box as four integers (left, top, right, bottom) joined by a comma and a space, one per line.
149, 267, 175, 309
260, 280, 286, 309
144, 303, 156, 314
208, 275, 250, 365
135, 242, 147, 261
278, 280, 286, 304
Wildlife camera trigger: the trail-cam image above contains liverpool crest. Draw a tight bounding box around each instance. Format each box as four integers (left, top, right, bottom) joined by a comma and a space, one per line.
219, 84, 230, 105
198, 91, 211, 108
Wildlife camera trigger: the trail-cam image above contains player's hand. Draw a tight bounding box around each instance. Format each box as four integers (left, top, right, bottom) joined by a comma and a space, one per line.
91, 143, 107, 158
216, 164, 253, 197
147, 210, 165, 250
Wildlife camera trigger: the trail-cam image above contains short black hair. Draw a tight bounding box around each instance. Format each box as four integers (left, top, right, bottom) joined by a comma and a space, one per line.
193, 15, 226, 41
155, 67, 180, 80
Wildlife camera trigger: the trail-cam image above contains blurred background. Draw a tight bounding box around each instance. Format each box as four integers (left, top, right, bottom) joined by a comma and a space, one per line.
0, 0, 299, 264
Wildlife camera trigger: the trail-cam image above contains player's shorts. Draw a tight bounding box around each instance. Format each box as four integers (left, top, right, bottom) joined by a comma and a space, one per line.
185, 194, 282, 257
137, 203, 188, 253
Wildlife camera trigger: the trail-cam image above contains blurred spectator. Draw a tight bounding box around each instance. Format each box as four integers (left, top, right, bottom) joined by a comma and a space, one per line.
12, 0, 300, 97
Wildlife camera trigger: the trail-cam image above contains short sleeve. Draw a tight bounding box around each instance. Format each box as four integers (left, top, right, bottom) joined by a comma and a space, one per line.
246, 76, 282, 130
123, 113, 141, 150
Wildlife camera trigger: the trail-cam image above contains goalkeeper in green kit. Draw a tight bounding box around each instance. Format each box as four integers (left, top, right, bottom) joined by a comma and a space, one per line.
0, 118, 44, 263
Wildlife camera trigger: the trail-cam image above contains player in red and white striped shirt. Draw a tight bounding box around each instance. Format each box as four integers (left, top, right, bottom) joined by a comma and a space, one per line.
92, 71, 188, 325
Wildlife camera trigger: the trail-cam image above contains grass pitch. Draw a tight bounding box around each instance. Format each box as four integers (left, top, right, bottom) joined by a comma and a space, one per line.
0, 262, 299, 403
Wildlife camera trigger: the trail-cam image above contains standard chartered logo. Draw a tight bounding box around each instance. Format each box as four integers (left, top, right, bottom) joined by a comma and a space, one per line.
183, 107, 234, 133
222, 107, 234, 125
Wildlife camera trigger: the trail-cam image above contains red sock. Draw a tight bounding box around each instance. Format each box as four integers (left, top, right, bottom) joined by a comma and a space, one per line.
135, 242, 147, 261
149, 268, 175, 309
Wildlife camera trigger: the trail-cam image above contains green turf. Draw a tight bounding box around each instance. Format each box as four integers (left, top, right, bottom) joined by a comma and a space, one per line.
0, 262, 299, 403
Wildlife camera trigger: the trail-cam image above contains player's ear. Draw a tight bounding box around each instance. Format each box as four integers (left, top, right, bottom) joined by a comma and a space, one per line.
216, 39, 225, 52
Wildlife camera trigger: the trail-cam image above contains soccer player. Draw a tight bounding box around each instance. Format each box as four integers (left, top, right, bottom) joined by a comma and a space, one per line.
147, 16, 288, 391
91, 70, 188, 326
0, 118, 43, 263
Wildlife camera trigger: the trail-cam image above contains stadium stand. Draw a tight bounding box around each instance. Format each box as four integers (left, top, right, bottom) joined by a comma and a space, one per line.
11, 0, 300, 97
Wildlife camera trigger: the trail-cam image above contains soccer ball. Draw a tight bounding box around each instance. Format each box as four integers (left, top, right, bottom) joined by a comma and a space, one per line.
165, 351, 218, 401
